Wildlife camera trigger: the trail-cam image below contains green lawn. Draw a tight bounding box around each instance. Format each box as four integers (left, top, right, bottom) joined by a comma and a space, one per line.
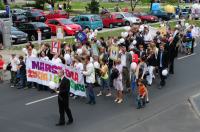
11, 28, 125, 50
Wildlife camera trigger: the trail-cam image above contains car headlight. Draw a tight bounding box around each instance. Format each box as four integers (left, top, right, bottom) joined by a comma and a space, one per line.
11, 35, 17, 38
66, 26, 72, 30
25, 33, 28, 37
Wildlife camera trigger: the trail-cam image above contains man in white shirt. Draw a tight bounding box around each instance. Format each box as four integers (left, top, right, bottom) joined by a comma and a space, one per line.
10, 54, 20, 87
82, 56, 96, 105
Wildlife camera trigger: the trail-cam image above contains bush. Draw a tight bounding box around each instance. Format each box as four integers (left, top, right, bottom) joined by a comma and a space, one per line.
0, 0, 5, 10
85, 0, 100, 14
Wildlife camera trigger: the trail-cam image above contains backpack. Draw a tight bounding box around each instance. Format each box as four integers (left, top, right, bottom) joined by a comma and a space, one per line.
111, 68, 119, 80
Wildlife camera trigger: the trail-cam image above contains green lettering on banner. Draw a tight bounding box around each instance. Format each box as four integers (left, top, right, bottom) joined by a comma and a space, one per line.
53, 75, 60, 83
70, 80, 85, 92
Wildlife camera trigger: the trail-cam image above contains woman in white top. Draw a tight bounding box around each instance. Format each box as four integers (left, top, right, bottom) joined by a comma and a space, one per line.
113, 58, 123, 104
39, 51, 49, 61
51, 54, 62, 65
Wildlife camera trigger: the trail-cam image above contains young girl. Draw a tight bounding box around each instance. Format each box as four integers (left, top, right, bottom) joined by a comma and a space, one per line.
0, 55, 5, 82
137, 80, 149, 109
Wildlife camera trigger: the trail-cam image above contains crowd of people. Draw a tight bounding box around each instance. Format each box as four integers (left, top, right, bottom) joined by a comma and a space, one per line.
0, 20, 199, 109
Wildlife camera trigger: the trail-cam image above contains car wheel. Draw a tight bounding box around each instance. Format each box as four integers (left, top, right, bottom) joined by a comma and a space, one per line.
30, 35, 36, 41
125, 21, 130, 26
109, 24, 113, 28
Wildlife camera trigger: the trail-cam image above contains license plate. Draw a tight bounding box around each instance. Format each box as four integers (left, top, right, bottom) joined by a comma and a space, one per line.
118, 23, 121, 25
21, 19, 25, 22
41, 17, 44, 19
21, 38, 26, 41
43, 29, 48, 32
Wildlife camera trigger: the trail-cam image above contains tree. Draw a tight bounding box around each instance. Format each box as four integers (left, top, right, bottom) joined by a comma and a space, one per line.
85, 0, 100, 14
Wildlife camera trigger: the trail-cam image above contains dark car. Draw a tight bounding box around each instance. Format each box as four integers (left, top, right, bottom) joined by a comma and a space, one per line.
16, 22, 51, 41
23, 11, 46, 22
11, 26, 28, 44
12, 13, 28, 26
150, 10, 171, 21
180, 8, 191, 19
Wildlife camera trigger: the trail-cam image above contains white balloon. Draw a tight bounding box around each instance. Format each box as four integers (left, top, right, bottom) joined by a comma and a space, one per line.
94, 61, 100, 69
119, 38, 125, 44
74, 39, 77, 42
185, 23, 189, 28
48, 81, 57, 90
162, 69, 168, 76
132, 40, 137, 45
121, 32, 125, 37
22, 48, 27, 53
124, 32, 128, 38
131, 62, 137, 71
124, 26, 131, 31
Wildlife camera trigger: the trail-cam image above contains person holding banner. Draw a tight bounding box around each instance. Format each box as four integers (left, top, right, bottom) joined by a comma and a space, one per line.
56, 69, 73, 126
82, 56, 96, 105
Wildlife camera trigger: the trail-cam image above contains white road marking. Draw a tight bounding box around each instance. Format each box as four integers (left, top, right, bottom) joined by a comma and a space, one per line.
177, 53, 196, 60
25, 95, 58, 106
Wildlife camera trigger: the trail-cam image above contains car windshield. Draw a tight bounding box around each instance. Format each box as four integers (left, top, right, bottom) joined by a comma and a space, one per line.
11, 27, 19, 31
60, 19, 74, 25
182, 9, 189, 12
32, 12, 41, 16
123, 13, 133, 17
35, 23, 48, 27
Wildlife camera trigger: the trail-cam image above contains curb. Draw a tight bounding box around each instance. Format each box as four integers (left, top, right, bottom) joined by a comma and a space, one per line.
188, 93, 200, 118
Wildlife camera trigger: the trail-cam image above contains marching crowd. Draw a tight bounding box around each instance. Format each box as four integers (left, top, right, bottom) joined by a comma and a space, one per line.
0, 20, 199, 109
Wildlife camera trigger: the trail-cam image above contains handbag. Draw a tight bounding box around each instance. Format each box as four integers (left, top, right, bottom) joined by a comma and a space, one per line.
6, 63, 12, 71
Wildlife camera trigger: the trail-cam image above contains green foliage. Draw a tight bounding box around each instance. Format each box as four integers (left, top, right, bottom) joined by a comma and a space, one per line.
0, 0, 5, 10
35, 0, 45, 9
85, 0, 100, 14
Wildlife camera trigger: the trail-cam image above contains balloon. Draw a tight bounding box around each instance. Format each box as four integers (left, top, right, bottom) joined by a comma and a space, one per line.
48, 81, 57, 90
22, 48, 27, 53
121, 32, 124, 37
132, 40, 137, 45
131, 62, 137, 71
74, 39, 77, 42
162, 69, 168, 76
94, 61, 100, 69
121, 32, 128, 38
124, 26, 131, 31
119, 38, 125, 44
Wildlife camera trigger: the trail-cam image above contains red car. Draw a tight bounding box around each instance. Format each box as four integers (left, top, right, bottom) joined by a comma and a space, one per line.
31, 8, 45, 15
133, 13, 158, 23
45, 10, 69, 20
45, 18, 82, 36
101, 13, 125, 28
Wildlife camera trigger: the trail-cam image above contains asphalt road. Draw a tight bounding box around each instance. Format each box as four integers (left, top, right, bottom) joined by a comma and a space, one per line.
1, 44, 200, 131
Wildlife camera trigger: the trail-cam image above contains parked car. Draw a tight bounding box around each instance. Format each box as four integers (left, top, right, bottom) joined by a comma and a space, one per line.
180, 7, 191, 19
71, 14, 103, 30
116, 12, 141, 26
16, 22, 51, 41
150, 10, 171, 21
45, 18, 82, 36
31, 8, 45, 15
11, 26, 28, 44
0, 10, 8, 18
12, 13, 28, 26
45, 10, 69, 20
133, 13, 158, 23
101, 13, 125, 28
23, 11, 46, 22
11, 9, 26, 14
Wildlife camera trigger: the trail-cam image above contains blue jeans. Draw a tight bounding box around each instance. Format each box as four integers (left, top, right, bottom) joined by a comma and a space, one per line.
19, 75, 26, 88
101, 78, 109, 91
86, 83, 95, 103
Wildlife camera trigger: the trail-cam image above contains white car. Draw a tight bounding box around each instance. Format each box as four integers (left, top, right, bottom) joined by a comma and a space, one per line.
117, 12, 141, 26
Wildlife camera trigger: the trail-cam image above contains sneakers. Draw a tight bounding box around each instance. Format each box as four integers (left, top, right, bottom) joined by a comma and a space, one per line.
117, 99, 123, 104
10, 85, 14, 88
97, 92, 102, 97
106, 93, 112, 97
114, 98, 119, 102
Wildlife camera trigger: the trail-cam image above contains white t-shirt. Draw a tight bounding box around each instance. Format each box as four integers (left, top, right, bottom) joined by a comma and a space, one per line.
75, 62, 84, 72
121, 54, 126, 67
52, 57, 62, 65
64, 53, 71, 66
10, 57, 20, 72
40, 56, 49, 61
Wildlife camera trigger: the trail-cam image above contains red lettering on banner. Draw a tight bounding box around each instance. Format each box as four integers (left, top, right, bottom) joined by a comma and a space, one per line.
65, 69, 79, 82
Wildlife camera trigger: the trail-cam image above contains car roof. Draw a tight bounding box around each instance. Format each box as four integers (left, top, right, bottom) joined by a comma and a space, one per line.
77, 14, 99, 17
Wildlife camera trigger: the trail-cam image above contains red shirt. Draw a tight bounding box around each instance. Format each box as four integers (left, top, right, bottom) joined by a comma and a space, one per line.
0, 59, 4, 69
132, 54, 139, 64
